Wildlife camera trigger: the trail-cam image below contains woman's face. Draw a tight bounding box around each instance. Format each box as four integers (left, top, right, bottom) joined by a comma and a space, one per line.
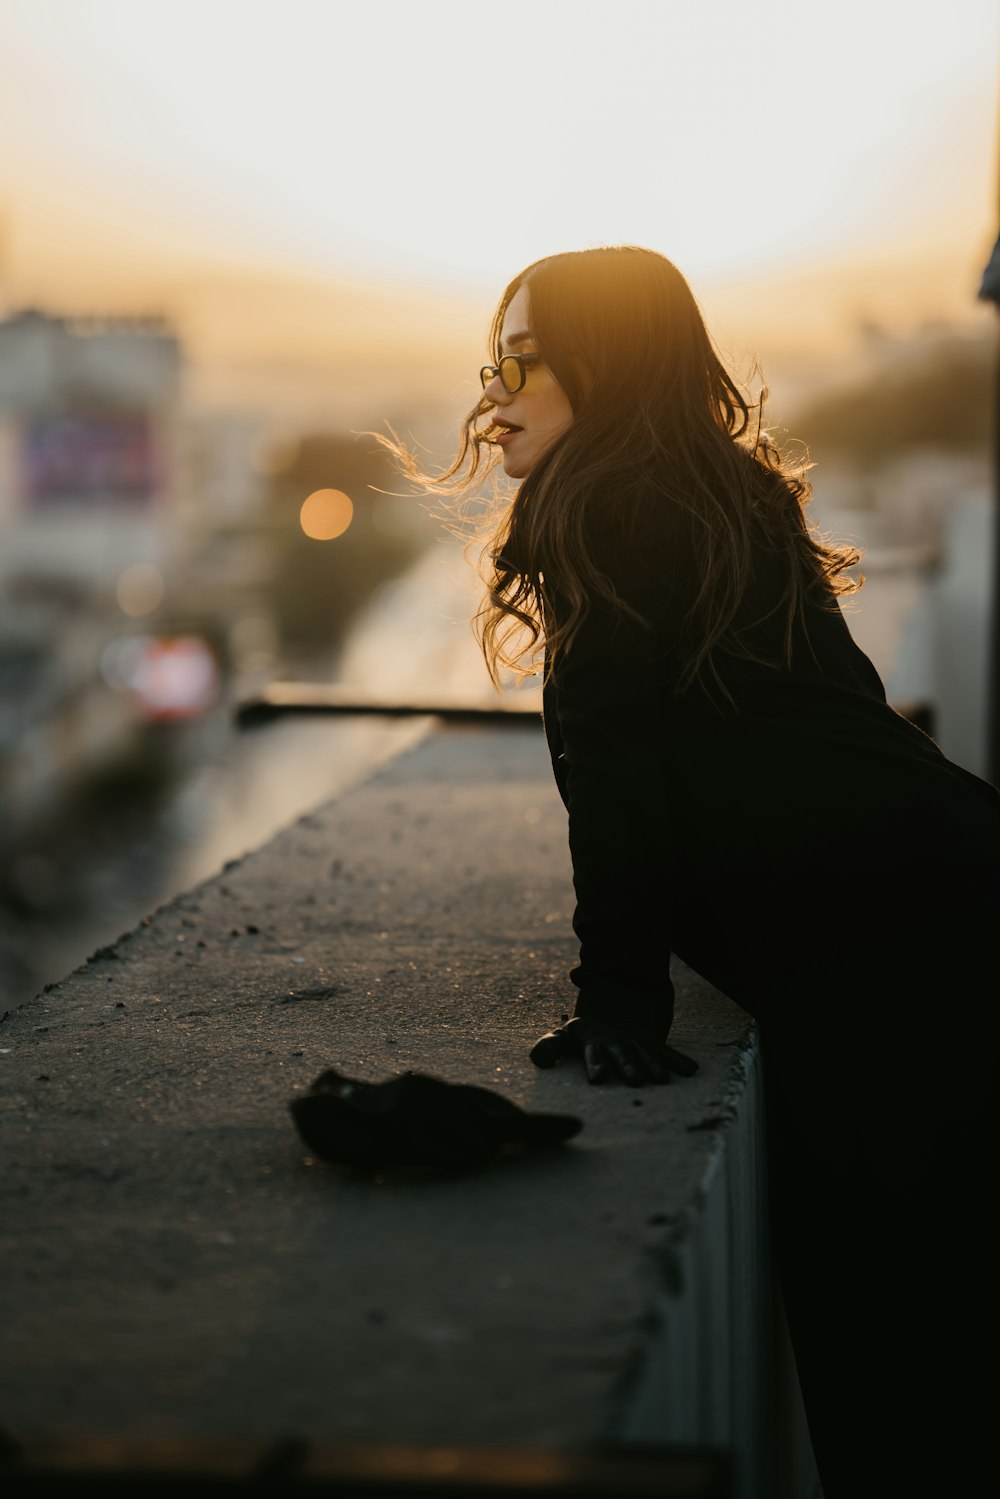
484, 284, 574, 479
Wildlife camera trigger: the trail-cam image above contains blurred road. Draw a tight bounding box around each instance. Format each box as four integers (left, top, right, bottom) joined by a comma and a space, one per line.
1, 542, 506, 1013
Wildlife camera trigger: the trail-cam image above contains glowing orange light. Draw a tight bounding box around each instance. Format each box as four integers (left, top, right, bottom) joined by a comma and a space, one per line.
300, 488, 353, 540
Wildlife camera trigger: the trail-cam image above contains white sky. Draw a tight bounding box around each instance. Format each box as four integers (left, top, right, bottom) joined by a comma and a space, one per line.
1, 0, 997, 299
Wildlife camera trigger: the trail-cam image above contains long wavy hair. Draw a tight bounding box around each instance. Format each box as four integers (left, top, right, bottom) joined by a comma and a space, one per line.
387, 245, 861, 691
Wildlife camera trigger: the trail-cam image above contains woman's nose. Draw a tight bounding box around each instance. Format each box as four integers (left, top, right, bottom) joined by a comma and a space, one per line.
483, 372, 511, 405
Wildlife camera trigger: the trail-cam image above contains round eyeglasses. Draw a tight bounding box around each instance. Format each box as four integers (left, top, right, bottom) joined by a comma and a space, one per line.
479, 353, 541, 394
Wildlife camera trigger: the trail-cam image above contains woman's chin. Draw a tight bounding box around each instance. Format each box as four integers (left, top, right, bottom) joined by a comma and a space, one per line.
501, 451, 530, 479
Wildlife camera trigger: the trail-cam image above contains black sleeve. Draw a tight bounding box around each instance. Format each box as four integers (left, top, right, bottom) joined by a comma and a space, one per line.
543, 513, 684, 1042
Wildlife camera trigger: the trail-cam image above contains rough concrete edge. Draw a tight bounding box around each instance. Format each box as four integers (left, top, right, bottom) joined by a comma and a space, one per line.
605, 1024, 763, 1441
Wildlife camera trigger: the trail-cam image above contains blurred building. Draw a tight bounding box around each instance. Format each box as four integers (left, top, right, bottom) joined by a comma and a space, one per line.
0, 305, 428, 824
886, 497, 994, 780
0, 309, 186, 814
0, 309, 182, 577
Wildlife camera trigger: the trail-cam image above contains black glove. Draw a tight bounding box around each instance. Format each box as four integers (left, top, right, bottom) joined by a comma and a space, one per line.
290, 1068, 583, 1168
529, 1015, 698, 1087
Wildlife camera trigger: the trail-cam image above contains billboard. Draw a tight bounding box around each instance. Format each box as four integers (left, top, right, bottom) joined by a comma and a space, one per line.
21, 414, 160, 505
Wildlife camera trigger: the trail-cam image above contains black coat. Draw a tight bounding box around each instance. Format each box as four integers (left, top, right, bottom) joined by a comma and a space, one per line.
540, 497, 1000, 1493
542, 504, 999, 1041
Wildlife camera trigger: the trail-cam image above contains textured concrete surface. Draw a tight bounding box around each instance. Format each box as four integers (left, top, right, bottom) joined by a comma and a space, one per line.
0, 724, 756, 1453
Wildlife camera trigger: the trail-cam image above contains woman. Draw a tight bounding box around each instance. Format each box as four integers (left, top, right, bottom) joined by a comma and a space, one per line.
395, 246, 998, 1495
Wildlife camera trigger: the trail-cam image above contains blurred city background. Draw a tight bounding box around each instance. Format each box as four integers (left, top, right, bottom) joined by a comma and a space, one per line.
1, 0, 997, 1009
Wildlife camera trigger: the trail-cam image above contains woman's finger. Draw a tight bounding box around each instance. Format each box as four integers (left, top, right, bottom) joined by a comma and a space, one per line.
583, 1040, 613, 1084
529, 1029, 570, 1068
607, 1041, 644, 1086
635, 1043, 670, 1084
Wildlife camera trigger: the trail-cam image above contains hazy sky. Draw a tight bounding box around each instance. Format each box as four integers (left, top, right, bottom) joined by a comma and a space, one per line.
1, 0, 997, 305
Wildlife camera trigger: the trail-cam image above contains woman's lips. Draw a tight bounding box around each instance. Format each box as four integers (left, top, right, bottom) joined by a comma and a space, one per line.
494, 422, 522, 446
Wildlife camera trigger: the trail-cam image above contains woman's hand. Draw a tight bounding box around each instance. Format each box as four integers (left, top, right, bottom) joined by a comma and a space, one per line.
529, 1015, 698, 1086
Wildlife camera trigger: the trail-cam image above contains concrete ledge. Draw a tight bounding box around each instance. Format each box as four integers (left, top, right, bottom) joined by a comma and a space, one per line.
0, 726, 766, 1495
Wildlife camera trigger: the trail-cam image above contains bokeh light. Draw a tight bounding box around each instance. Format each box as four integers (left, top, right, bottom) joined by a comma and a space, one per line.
128, 636, 220, 720
299, 488, 354, 541
116, 563, 165, 617
100, 634, 219, 719
100, 634, 153, 691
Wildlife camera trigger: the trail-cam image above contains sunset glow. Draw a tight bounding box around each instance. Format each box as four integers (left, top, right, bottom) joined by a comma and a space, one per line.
0, 0, 996, 380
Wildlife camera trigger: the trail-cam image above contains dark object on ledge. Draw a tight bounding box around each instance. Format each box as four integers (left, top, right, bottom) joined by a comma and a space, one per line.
978, 234, 1000, 304
237, 680, 933, 738
237, 681, 543, 729
290, 1068, 583, 1169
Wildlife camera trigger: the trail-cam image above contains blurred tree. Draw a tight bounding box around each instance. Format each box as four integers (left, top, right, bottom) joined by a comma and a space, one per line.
263, 431, 425, 664
793, 333, 993, 468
